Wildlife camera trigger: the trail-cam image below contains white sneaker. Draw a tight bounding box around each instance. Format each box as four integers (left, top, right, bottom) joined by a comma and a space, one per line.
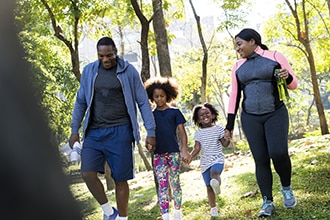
161, 213, 170, 220
173, 209, 183, 220
210, 178, 221, 194
210, 207, 218, 217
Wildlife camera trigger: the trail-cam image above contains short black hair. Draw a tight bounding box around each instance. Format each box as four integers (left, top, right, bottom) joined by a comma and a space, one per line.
96, 37, 116, 49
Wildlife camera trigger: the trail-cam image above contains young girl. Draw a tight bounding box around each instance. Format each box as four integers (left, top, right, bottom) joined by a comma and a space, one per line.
144, 77, 191, 220
188, 103, 229, 217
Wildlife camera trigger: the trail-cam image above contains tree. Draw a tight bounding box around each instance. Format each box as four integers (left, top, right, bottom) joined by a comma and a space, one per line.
39, 0, 82, 82
271, 0, 329, 135
152, 0, 172, 77
130, 0, 153, 82
188, 0, 211, 103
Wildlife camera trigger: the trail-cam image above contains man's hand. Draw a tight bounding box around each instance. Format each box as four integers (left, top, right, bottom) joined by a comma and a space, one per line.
145, 136, 156, 153
69, 134, 80, 149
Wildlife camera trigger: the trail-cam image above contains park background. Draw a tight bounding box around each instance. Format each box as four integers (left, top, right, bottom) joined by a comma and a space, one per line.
11, 0, 330, 219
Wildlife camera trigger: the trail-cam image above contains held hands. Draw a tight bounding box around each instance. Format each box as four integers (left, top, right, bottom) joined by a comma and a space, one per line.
224, 129, 232, 141
180, 150, 192, 164
145, 136, 156, 153
185, 152, 193, 164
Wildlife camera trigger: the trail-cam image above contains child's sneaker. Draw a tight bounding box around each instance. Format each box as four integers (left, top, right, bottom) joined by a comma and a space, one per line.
103, 207, 118, 220
173, 209, 183, 220
210, 207, 219, 217
210, 178, 221, 194
281, 186, 297, 208
258, 197, 275, 217
161, 213, 170, 220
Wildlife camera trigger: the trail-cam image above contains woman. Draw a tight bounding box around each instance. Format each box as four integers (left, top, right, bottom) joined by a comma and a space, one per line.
225, 28, 298, 217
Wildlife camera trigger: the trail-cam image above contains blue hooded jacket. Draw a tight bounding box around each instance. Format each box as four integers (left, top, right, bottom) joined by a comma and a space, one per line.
70, 56, 156, 144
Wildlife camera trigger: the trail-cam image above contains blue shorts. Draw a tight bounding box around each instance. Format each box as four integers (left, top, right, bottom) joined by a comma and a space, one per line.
202, 163, 224, 186
81, 124, 134, 182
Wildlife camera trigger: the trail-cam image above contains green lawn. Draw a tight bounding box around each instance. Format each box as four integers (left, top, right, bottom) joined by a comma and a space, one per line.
70, 135, 330, 219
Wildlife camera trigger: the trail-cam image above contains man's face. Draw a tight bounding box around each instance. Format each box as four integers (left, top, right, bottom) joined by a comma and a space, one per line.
97, 45, 117, 69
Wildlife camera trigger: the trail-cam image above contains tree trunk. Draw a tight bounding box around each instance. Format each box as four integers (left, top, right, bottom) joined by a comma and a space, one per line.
40, 0, 81, 82
130, 0, 152, 82
152, 0, 172, 77
303, 43, 329, 134
285, 0, 329, 134
189, 0, 208, 103
137, 143, 152, 171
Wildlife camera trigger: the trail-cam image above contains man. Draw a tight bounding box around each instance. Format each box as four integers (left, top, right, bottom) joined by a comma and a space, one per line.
69, 37, 156, 220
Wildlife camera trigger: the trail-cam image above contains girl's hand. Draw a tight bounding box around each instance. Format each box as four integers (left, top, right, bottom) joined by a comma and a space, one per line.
180, 150, 192, 164
224, 129, 232, 140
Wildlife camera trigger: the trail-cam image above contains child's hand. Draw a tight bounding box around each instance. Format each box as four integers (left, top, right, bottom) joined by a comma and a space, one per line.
224, 129, 232, 140
146, 143, 155, 152
186, 153, 193, 164
180, 150, 191, 164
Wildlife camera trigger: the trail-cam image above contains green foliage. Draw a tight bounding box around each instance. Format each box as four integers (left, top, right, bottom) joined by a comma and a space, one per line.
173, 37, 235, 115
234, 139, 249, 152
262, 0, 330, 136
17, 30, 79, 145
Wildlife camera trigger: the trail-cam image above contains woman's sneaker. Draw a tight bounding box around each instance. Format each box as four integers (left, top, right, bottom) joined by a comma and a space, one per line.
210, 178, 221, 194
258, 197, 275, 217
281, 186, 297, 208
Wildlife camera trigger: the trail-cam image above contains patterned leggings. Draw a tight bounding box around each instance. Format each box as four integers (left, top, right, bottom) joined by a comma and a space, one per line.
154, 152, 182, 214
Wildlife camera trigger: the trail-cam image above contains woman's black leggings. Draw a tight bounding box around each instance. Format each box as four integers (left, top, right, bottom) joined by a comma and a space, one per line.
241, 105, 292, 201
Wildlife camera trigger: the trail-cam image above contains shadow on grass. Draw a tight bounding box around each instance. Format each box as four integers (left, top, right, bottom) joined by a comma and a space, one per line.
128, 185, 160, 219
75, 191, 99, 217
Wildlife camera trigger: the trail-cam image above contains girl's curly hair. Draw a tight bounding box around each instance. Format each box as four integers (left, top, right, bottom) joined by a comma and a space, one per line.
192, 102, 219, 128
144, 77, 179, 103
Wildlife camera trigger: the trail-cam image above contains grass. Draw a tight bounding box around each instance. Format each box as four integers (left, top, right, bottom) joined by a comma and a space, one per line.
69, 134, 330, 219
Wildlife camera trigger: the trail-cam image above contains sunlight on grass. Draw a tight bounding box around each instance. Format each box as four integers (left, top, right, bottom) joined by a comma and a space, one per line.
69, 135, 330, 219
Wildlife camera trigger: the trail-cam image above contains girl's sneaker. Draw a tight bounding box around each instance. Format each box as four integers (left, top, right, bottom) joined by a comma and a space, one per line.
161, 213, 170, 220
173, 209, 183, 220
210, 207, 219, 217
210, 178, 221, 194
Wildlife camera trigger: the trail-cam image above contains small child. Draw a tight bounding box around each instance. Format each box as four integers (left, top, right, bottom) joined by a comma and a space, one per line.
144, 77, 191, 220
188, 102, 230, 217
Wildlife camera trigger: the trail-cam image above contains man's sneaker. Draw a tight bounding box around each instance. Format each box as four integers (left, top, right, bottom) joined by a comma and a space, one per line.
210, 178, 221, 194
258, 197, 275, 217
173, 209, 183, 220
281, 186, 297, 208
103, 207, 118, 220
210, 207, 219, 217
